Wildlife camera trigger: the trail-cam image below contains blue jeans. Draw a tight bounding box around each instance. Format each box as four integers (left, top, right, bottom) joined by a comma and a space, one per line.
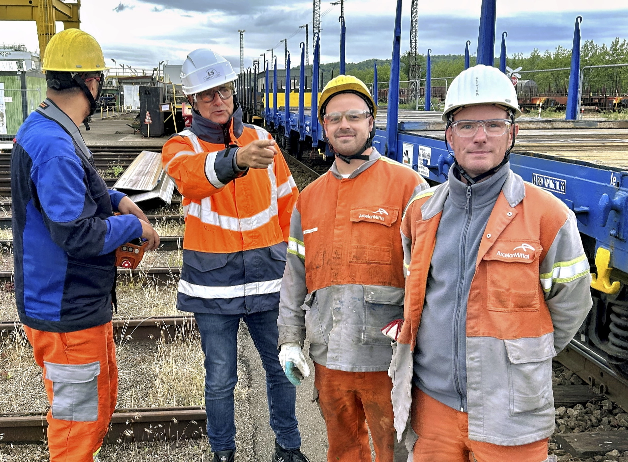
195, 309, 301, 452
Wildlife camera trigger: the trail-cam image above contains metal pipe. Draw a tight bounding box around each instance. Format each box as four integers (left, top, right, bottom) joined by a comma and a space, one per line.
299, 42, 306, 141
386, 0, 402, 163
373, 62, 378, 108
273, 57, 278, 127
499, 32, 507, 73
566, 16, 583, 120
339, 16, 346, 75
265, 60, 270, 126
425, 49, 432, 111
285, 52, 291, 145
311, 35, 320, 148
477, 0, 496, 66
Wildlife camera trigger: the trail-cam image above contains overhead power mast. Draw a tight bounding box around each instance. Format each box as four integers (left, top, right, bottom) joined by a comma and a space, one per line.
238, 29, 245, 72
409, 0, 419, 86
313, 0, 320, 61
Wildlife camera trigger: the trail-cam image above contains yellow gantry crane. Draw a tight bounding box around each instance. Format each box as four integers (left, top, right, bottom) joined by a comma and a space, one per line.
0, 0, 81, 59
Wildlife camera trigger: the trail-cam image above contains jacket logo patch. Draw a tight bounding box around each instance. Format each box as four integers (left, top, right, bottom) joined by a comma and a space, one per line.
357, 207, 389, 222
496, 250, 530, 259
303, 227, 318, 234
350, 207, 398, 227
358, 213, 385, 222
513, 243, 535, 252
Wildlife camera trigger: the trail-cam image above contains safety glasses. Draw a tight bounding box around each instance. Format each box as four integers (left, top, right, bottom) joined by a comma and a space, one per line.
196, 85, 234, 103
450, 119, 512, 137
323, 109, 371, 125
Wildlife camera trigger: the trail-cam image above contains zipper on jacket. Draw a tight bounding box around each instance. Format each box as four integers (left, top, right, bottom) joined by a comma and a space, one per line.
222, 125, 232, 146
453, 184, 472, 412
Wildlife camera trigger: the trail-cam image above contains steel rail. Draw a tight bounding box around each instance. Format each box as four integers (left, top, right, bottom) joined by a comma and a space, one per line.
556, 339, 628, 412
0, 236, 183, 252
0, 213, 183, 230
0, 406, 206, 444
0, 267, 180, 285
0, 316, 197, 343
0, 197, 181, 212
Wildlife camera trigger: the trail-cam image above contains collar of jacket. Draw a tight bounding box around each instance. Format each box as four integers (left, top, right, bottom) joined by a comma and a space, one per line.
191, 105, 244, 145
36, 98, 93, 166
448, 162, 510, 209
421, 164, 525, 220
329, 147, 381, 179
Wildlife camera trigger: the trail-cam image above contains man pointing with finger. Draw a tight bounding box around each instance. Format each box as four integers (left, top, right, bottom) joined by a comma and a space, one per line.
162, 49, 307, 462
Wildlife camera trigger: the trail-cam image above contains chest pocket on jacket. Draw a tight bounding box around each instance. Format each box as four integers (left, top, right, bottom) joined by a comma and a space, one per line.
349, 206, 399, 264
484, 240, 542, 312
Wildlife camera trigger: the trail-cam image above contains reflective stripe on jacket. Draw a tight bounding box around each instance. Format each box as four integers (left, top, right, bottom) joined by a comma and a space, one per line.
162, 117, 298, 313
391, 171, 592, 446
278, 151, 428, 371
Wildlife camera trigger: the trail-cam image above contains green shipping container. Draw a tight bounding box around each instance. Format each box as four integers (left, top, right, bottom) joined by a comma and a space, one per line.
0, 71, 46, 138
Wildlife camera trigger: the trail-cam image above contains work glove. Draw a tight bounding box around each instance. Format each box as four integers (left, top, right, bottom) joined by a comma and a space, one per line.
279, 342, 310, 386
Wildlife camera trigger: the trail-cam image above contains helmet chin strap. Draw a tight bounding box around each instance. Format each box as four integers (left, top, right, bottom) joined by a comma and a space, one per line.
72, 74, 101, 117
447, 112, 516, 185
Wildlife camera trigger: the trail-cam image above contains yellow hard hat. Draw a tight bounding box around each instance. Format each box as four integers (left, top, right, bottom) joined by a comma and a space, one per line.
318, 74, 376, 124
43, 29, 107, 72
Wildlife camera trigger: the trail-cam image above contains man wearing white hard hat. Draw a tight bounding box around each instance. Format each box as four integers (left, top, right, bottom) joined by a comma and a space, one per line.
389, 64, 592, 461
161, 49, 307, 462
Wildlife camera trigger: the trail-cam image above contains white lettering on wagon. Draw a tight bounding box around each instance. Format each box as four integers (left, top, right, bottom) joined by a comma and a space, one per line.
532, 173, 566, 195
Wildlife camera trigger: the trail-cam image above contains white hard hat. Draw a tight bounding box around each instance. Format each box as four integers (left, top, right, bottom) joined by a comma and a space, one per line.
181, 48, 237, 96
442, 64, 521, 122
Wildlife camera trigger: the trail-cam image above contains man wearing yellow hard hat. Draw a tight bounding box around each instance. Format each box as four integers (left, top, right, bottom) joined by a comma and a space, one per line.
11, 29, 159, 461
277, 75, 427, 461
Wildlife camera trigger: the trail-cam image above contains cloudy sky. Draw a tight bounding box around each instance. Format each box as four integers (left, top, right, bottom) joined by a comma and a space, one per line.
0, 0, 626, 74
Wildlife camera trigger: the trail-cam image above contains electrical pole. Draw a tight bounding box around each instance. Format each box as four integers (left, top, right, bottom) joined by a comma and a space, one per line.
331, 0, 344, 18
238, 30, 245, 72
267, 48, 274, 65
280, 39, 288, 70
300, 24, 309, 67
313, 0, 320, 56
409, 0, 418, 83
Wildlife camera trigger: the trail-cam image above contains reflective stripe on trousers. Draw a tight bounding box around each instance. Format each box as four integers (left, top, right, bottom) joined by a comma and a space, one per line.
24, 322, 118, 462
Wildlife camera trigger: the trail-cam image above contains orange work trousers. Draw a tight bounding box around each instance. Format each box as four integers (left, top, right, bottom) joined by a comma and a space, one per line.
314, 363, 395, 462
24, 322, 118, 462
410, 387, 548, 462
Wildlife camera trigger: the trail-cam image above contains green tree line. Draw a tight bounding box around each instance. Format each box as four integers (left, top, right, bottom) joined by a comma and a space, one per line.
293, 38, 628, 97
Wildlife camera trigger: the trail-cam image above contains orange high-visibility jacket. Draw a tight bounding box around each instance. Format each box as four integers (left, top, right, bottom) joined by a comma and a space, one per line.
162, 110, 298, 314
390, 171, 592, 446
278, 152, 427, 371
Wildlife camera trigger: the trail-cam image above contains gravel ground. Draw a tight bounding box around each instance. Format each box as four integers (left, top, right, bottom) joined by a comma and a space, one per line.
3, 152, 628, 460
0, 324, 325, 462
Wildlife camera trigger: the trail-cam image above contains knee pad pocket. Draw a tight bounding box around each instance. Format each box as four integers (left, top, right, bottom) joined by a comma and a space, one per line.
45, 361, 100, 421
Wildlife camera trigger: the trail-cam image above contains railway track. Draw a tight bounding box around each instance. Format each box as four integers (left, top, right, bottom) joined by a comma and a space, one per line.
2, 150, 628, 458
0, 213, 183, 230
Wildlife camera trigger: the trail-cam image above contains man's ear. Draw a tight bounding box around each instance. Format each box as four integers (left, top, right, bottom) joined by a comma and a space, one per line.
87, 78, 99, 97
445, 126, 454, 146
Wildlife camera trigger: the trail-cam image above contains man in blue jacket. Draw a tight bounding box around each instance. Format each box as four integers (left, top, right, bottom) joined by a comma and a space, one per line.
11, 29, 159, 462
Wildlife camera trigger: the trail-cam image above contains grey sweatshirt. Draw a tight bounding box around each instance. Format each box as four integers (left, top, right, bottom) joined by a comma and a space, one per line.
413, 164, 509, 412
